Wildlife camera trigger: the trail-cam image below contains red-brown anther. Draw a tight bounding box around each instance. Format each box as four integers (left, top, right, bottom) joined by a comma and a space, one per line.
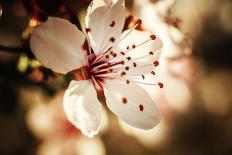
85, 28, 91, 33
139, 104, 144, 111
127, 57, 131, 60
109, 69, 113, 72
150, 35, 156, 40
133, 62, 137, 67
149, 51, 154, 55
153, 60, 159, 67
121, 71, 126, 76
109, 21, 115, 27
122, 97, 127, 104
126, 46, 129, 50
125, 66, 129, 71
151, 71, 156, 75
121, 61, 125, 65
120, 52, 125, 55
113, 53, 117, 57
158, 82, 164, 88
105, 55, 109, 59
142, 75, 145, 79
132, 44, 136, 48
126, 80, 130, 84
136, 19, 142, 25
109, 37, 115, 42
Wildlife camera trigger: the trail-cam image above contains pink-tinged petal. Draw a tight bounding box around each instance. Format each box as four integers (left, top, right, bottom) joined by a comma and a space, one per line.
63, 80, 102, 137
103, 80, 160, 129
85, 0, 125, 54
30, 17, 86, 74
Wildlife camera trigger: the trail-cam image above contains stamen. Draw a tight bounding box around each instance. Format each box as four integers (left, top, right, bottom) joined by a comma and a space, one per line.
130, 53, 152, 62
92, 47, 113, 64
112, 53, 117, 57
109, 21, 115, 27
150, 35, 156, 40
142, 75, 145, 79
120, 52, 125, 55
109, 37, 115, 42
125, 66, 129, 71
139, 104, 144, 111
121, 71, 126, 76
153, 61, 159, 67
124, 38, 153, 54
122, 97, 127, 104
112, 19, 143, 48
105, 55, 110, 59
133, 62, 137, 67
118, 78, 163, 87
135, 19, 142, 26
158, 82, 164, 88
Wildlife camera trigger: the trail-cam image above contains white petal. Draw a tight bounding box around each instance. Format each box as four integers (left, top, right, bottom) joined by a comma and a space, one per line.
104, 80, 160, 129
85, 0, 125, 54
30, 17, 86, 74
63, 80, 102, 137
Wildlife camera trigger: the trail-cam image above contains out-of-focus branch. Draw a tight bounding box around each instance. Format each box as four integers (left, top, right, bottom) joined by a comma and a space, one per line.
0, 45, 26, 54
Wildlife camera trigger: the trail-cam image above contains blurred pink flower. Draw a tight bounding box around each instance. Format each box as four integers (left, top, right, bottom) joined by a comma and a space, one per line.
26, 92, 105, 155
30, 0, 162, 137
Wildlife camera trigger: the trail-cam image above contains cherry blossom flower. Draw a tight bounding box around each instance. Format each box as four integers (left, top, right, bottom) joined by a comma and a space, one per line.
30, 0, 163, 137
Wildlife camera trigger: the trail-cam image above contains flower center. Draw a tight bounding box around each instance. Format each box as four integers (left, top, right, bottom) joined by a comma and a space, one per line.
70, 19, 164, 90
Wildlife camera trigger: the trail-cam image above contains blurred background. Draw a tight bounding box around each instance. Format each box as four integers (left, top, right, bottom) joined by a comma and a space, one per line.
0, 0, 232, 155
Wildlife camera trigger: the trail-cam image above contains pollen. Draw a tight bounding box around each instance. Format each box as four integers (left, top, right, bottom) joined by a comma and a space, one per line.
132, 44, 136, 48
122, 97, 127, 104
126, 57, 131, 61
158, 82, 164, 88
109, 37, 115, 42
120, 52, 125, 55
149, 51, 154, 55
136, 19, 142, 25
109, 21, 115, 27
126, 80, 130, 84
109, 69, 113, 72
133, 62, 137, 67
142, 75, 145, 79
151, 71, 156, 75
121, 71, 126, 76
139, 104, 144, 111
150, 35, 156, 40
125, 66, 129, 71
153, 61, 159, 67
